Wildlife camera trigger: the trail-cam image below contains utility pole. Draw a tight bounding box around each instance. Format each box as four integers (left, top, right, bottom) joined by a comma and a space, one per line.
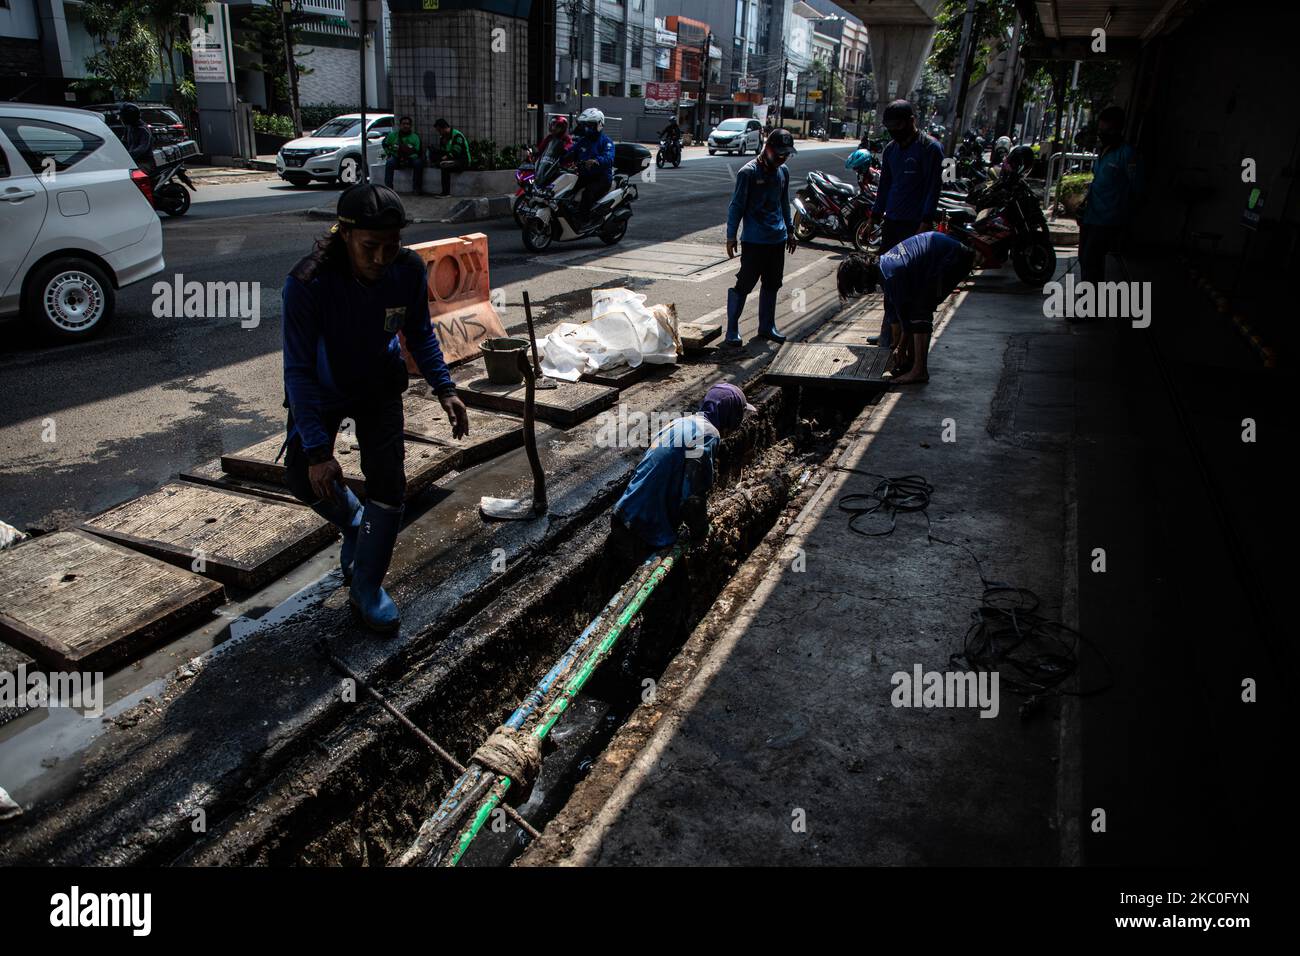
358, 0, 368, 184
778, 54, 787, 128
945, 0, 977, 155
281, 0, 302, 137
696, 31, 711, 141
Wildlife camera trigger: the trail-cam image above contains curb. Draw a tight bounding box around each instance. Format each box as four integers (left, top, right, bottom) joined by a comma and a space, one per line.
304, 194, 513, 225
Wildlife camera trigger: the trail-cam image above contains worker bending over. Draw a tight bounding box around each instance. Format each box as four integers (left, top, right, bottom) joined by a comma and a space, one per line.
610, 383, 755, 558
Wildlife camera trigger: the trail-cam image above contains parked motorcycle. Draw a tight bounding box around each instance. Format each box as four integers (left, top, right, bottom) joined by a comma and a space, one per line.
656, 137, 682, 168
149, 140, 198, 217
519, 139, 649, 252
513, 148, 537, 226
935, 163, 1056, 285
793, 170, 874, 249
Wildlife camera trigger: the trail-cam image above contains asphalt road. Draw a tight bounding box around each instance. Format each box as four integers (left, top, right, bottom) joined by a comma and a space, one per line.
0, 142, 857, 531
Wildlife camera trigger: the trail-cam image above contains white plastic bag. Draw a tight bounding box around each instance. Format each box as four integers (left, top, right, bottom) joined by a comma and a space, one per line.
538, 288, 679, 380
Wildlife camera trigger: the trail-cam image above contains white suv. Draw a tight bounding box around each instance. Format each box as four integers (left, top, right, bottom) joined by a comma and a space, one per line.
276, 113, 395, 187
0, 104, 164, 340
707, 118, 763, 156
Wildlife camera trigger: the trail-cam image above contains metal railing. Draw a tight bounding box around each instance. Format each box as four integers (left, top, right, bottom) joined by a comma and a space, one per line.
1044, 150, 1097, 207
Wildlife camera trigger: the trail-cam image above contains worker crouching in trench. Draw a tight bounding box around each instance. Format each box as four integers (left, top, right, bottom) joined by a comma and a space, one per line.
280, 184, 470, 633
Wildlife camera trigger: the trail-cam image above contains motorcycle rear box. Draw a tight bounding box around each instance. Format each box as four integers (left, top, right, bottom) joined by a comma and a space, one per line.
614, 143, 651, 174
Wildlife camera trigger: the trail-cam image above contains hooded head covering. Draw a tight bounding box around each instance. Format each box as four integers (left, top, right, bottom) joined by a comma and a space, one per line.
698, 383, 755, 433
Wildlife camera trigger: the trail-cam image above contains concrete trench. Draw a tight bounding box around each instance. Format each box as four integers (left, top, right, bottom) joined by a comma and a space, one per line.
170, 378, 875, 866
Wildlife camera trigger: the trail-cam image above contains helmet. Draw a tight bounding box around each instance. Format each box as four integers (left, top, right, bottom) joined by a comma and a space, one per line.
120, 102, 141, 124
1006, 144, 1035, 174
994, 135, 1012, 152
844, 148, 873, 172
576, 108, 605, 136
550, 115, 569, 132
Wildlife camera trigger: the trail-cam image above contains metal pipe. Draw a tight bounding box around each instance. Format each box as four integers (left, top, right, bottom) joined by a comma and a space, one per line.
393, 559, 660, 866
441, 546, 683, 866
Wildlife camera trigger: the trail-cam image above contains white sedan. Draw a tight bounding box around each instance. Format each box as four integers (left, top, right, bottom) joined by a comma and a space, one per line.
0, 104, 164, 340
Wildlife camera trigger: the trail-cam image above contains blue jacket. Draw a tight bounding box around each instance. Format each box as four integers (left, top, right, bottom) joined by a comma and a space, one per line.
564, 133, 615, 183
282, 248, 455, 456
1083, 142, 1141, 226
727, 158, 792, 244
872, 132, 944, 224
879, 231, 968, 327
613, 415, 721, 548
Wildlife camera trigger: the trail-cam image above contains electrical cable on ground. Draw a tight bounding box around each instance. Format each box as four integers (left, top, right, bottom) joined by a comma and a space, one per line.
834, 468, 1113, 713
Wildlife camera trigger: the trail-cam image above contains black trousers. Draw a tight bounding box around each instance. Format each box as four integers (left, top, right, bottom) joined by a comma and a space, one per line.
880, 216, 919, 253
284, 398, 406, 507
734, 240, 786, 294
1078, 223, 1121, 284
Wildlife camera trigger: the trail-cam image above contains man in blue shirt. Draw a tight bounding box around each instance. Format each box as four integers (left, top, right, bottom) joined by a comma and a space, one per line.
723, 128, 798, 347
563, 108, 616, 228
610, 383, 755, 557
281, 184, 470, 633
863, 100, 944, 350
1078, 106, 1141, 287
836, 231, 975, 385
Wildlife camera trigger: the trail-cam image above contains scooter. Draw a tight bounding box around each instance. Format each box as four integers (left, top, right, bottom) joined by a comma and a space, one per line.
519, 139, 648, 252
149, 140, 198, 217
656, 137, 682, 169
793, 169, 872, 249
513, 148, 537, 226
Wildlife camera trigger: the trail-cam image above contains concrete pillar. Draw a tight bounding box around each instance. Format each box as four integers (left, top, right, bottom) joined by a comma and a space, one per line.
865, 22, 935, 106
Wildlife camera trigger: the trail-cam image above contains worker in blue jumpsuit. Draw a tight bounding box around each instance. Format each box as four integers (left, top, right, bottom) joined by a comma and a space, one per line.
563, 107, 615, 228
836, 231, 975, 385
281, 184, 470, 633
610, 382, 755, 559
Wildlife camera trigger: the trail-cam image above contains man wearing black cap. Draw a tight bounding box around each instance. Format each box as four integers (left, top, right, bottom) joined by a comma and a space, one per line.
722, 128, 798, 347
281, 184, 470, 633
863, 100, 944, 349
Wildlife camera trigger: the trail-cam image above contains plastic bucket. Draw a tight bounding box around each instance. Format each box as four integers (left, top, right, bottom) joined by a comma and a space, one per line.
481, 337, 530, 385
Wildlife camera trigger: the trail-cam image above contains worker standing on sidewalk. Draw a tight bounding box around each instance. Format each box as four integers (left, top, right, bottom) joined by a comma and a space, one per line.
610, 383, 755, 560
723, 128, 798, 347
861, 100, 944, 349
281, 184, 470, 633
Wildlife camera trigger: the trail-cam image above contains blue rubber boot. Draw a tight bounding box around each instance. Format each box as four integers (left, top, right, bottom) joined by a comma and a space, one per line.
724, 287, 745, 346
349, 499, 403, 633
310, 483, 363, 583
757, 287, 786, 343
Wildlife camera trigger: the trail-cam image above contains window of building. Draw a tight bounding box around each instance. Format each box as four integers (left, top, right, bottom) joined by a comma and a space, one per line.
631, 26, 643, 69
629, 84, 643, 97
599, 18, 623, 65
599, 81, 622, 97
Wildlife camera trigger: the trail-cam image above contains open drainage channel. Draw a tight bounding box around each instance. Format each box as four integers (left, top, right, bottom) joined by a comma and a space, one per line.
182, 382, 875, 866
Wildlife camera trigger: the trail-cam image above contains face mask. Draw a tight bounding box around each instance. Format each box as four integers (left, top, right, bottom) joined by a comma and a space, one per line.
887, 126, 911, 142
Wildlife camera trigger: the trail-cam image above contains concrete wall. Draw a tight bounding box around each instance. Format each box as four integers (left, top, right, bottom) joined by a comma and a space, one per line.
390, 9, 529, 150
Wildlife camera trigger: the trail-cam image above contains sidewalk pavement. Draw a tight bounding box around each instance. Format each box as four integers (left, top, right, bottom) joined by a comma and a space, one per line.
521, 267, 1082, 866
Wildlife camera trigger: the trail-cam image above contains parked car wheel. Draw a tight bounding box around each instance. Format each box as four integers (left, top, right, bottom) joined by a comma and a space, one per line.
708, 148, 716, 155
284, 173, 312, 188
24, 257, 116, 341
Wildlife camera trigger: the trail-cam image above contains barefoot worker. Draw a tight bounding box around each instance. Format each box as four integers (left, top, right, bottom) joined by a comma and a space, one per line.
281, 183, 470, 632
837, 231, 975, 385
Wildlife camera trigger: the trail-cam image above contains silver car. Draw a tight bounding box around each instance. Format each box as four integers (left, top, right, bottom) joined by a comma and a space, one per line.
707, 118, 763, 156
0, 104, 164, 340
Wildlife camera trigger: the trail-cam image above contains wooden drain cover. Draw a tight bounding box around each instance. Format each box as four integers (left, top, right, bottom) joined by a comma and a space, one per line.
763, 342, 893, 390
453, 373, 619, 427
81, 482, 334, 590
221, 431, 458, 500
0, 530, 224, 670
401, 392, 524, 466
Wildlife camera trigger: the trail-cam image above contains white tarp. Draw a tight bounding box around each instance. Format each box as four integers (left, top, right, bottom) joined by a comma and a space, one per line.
539, 288, 679, 382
